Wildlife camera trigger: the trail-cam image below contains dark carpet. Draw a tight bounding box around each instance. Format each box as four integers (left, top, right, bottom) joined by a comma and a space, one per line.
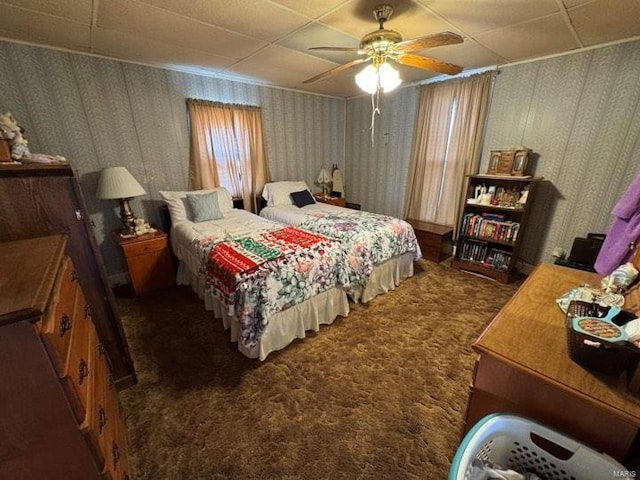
117, 260, 520, 479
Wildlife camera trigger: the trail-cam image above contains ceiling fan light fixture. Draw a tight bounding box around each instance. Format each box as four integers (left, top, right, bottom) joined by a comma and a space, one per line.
355, 62, 401, 94
355, 65, 378, 94
378, 62, 401, 92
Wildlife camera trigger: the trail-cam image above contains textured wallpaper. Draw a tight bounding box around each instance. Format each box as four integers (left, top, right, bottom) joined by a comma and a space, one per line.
345, 88, 418, 218
346, 39, 640, 268
2, 38, 639, 279
480, 39, 640, 265
0, 41, 344, 277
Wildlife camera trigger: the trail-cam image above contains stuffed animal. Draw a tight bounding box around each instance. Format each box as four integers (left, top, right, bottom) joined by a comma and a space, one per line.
0, 112, 66, 164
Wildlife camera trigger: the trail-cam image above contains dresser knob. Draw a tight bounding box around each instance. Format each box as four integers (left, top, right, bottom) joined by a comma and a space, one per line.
98, 343, 106, 358
84, 304, 91, 318
98, 404, 107, 434
71, 270, 79, 282
59, 314, 72, 337
112, 441, 120, 468
78, 358, 89, 384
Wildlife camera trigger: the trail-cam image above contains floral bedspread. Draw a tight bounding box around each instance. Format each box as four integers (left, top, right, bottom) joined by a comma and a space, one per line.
200, 226, 348, 348
300, 211, 422, 290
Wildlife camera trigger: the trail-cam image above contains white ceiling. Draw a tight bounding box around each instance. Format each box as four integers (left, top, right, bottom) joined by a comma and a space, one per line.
0, 0, 639, 98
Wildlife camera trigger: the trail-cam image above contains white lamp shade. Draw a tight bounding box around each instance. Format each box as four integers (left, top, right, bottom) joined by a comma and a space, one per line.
355, 62, 401, 94
316, 167, 331, 184
378, 62, 401, 92
355, 65, 379, 94
96, 166, 146, 199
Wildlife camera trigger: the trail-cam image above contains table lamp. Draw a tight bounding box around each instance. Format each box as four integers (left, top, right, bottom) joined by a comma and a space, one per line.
96, 166, 146, 236
315, 167, 331, 196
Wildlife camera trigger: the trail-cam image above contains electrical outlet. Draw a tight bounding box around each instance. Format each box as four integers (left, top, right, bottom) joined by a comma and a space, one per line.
552, 246, 565, 258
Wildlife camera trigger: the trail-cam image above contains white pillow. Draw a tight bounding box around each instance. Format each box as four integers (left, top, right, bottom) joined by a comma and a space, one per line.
159, 187, 235, 225
263, 181, 310, 207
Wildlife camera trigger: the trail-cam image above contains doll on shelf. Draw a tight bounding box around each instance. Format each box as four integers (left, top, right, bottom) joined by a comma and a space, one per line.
0, 112, 66, 164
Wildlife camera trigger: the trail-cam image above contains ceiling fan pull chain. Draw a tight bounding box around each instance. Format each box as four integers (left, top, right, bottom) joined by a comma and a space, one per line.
370, 90, 381, 145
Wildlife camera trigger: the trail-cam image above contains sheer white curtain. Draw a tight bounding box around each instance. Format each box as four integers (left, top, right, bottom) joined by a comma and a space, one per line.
403, 72, 493, 231
187, 100, 270, 213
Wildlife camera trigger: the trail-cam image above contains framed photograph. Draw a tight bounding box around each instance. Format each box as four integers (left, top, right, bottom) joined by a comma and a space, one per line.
497, 151, 515, 175
487, 151, 501, 175
512, 149, 529, 176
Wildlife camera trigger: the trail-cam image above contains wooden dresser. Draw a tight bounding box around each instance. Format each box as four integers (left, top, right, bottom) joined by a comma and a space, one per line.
0, 235, 130, 479
464, 263, 640, 465
0, 163, 135, 388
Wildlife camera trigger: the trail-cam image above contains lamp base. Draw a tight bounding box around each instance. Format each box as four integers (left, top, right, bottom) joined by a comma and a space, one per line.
119, 198, 137, 237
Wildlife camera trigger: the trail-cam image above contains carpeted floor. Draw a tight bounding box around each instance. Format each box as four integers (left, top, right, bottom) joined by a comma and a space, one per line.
116, 259, 520, 479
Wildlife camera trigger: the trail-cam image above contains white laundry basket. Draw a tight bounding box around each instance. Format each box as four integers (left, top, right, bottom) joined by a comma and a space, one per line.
449, 413, 626, 480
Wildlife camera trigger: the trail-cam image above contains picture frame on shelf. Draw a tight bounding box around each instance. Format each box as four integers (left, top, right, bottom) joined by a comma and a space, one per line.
487, 151, 501, 175
512, 149, 530, 176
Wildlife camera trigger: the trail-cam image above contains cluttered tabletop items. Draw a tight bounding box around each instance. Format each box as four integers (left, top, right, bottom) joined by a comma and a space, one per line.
468, 256, 640, 464
557, 259, 640, 391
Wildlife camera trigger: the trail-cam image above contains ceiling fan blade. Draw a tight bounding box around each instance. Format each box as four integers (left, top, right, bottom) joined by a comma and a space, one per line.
395, 31, 463, 53
395, 53, 463, 75
303, 58, 370, 84
309, 46, 367, 55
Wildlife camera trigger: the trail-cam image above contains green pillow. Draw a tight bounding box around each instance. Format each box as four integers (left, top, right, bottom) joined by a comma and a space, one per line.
186, 191, 224, 222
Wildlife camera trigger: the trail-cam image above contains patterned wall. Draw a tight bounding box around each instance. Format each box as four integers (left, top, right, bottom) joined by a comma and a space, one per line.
480, 39, 640, 265
346, 39, 640, 267
0, 41, 344, 277
344, 88, 418, 217
3, 38, 639, 277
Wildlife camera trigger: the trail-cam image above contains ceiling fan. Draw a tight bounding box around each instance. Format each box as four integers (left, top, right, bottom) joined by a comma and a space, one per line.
303, 3, 464, 87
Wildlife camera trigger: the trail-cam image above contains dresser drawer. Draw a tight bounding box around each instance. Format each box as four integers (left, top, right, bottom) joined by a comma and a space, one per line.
84, 339, 112, 471
101, 379, 130, 480
62, 304, 96, 424
122, 235, 167, 257
0, 235, 132, 479
41, 256, 79, 374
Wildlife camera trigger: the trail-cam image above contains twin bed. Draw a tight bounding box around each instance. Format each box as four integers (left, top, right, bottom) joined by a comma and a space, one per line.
260, 181, 421, 303
160, 181, 421, 360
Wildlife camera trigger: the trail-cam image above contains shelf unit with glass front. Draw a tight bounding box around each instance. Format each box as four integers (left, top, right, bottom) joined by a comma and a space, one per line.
451, 175, 541, 283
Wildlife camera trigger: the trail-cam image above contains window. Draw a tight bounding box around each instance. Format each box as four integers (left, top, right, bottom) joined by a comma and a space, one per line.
187, 100, 269, 212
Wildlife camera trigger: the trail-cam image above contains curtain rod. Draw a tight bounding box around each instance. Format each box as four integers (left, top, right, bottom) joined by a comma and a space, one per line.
418, 69, 498, 90
186, 98, 260, 110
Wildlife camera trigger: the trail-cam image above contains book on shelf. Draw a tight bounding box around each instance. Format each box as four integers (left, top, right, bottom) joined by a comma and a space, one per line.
482, 213, 505, 221
461, 213, 520, 243
483, 248, 512, 271
460, 238, 489, 263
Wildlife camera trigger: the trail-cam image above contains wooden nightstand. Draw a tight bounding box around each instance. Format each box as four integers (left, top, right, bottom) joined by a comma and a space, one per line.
406, 219, 453, 262
314, 193, 346, 207
114, 229, 175, 295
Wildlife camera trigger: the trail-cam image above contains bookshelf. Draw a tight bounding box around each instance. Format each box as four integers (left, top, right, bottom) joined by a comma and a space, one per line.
451, 174, 541, 283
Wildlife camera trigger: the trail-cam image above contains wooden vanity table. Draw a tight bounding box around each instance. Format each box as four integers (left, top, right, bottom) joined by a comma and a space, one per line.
464, 263, 640, 464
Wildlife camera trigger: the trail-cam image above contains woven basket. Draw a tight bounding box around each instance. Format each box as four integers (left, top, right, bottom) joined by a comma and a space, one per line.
565, 301, 639, 377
